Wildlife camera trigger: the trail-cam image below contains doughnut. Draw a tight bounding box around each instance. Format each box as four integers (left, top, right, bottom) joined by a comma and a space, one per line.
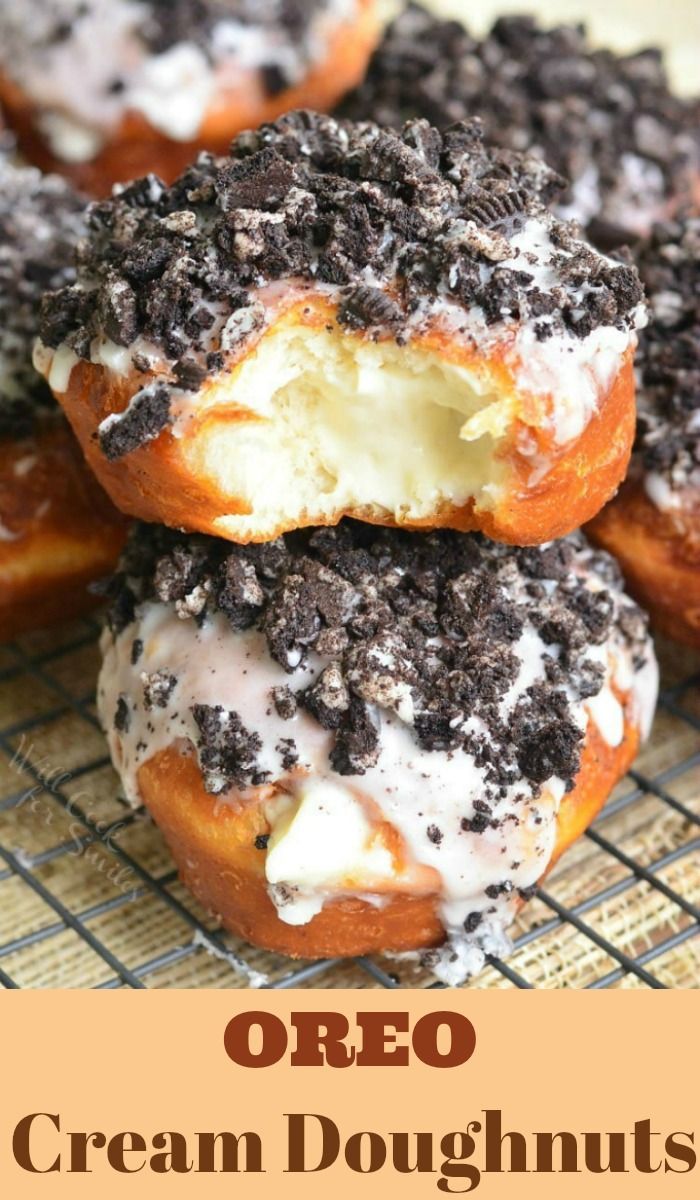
36, 111, 645, 549
0, 0, 384, 195
0, 158, 126, 641
98, 520, 658, 982
588, 218, 700, 648
338, 5, 700, 250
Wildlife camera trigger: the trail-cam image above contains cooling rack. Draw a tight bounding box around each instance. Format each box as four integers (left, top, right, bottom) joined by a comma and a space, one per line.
0, 616, 697, 990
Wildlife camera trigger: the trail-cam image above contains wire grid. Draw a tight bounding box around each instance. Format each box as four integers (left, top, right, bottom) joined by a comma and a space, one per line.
0, 616, 697, 991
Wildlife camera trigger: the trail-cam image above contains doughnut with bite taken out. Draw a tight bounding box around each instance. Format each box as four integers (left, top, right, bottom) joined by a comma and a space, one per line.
37, 112, 645, 549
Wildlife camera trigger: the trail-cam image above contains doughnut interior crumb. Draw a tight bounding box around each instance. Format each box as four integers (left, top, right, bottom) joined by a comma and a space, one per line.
189, 321, 510, 542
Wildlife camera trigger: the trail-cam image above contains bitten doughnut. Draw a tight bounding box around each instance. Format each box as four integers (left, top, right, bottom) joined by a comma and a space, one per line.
339, 5, 700, 249
37, 112, 644, 548
98, 521, 658, 982
0, 0, 384, 195
0, 159, 126, 641
589, 218, 700, 647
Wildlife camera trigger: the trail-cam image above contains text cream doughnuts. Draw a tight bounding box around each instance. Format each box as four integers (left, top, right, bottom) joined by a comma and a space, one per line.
0, 0, 384, 195
0, 159, 126, 640
98, 521, 658, 982
339, 5, 700, 249
37, 112, 645, 548
589, 218, 700, 647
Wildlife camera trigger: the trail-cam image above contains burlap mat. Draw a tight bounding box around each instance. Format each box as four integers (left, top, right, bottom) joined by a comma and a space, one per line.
0, 1, 697, 988
0, 619, 697, 989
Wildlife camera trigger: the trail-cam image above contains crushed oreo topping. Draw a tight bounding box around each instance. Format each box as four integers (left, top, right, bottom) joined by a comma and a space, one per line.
40, 109, 643, 457
0, 159, 85, 439
99, 381, 172, 460
272, 685, 297, 720
633, 218, 700, 494
114, 695, 130, 734
339, 5, 700, 248
141, 668, 177, 710
192, 703, 267, 793
106, 520, 651, 797
276, 737, 299, 771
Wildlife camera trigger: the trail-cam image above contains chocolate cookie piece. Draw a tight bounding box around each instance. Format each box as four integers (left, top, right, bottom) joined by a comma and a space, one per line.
339, 5, 700, 249
105, 520, 652, 797
633, 217, 700, 495
0, 159, 85, 438
39, 110, 644, 457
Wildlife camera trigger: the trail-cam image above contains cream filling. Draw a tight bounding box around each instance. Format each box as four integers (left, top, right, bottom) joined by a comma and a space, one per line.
264, 778, 415, 926
185, 325, 512, 540
98, 585, 658, 984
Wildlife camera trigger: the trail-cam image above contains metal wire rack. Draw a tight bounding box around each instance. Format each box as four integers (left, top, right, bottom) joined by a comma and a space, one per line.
0, 616, 697, 990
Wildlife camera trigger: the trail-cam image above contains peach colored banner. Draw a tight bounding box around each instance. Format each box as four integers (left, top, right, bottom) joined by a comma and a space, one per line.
1, 992, 697, 1197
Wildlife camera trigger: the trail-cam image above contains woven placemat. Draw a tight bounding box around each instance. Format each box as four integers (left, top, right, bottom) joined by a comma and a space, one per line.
0, 1, 697, 988
0, 619, 697, 990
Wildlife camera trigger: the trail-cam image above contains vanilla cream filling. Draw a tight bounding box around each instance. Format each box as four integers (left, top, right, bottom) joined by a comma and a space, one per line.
187, 325, 512, 539
98, 580, 657, 983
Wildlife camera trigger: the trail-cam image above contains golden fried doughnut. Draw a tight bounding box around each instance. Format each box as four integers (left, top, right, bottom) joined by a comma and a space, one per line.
0, 0, 383, 195
37, 112, 644, 548
589, 479, 700, 649
588, 218, 700, 647
135, 721, 640, 962
0, 158, 126, 641
98, 522, 658, 982
0, 419, 126, 640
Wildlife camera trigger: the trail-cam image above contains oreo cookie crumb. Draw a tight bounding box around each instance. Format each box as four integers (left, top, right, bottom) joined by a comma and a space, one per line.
99, 381, 172, 460
40, 107, 642, 433
114, 696, 130, 733
272, 685, 297, 720
339, 4, 700, 248
141, 668, 177, 710
192, 702, 266, 794
0, 159, 85, 438
276, 737, 299, 771
107, 521, 652, 797
633, 218, 700, 496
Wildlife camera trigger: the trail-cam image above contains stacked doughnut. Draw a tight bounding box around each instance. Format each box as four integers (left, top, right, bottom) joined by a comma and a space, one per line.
0, 0, 385, 195
38, 110, 659, 981
339, 5, 700, 249
0, 156, 126, 640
